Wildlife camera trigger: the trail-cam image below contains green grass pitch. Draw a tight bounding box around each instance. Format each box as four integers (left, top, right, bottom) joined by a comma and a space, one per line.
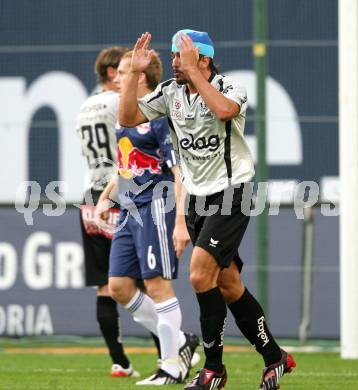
1, 347, 358, 390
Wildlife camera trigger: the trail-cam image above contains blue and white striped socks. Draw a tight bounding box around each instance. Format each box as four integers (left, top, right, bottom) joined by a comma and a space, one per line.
155, 297, 186, 378
125, 291, 186, 378
124, 289, 158, 335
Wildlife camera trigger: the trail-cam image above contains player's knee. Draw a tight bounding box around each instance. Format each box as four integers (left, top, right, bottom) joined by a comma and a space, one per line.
144, 282, 159, 300
219, 285, 235, 303
190, 269, 215, 292
109, 280, 131, 305
218, 281, 245, 304
144, 278, 174, 302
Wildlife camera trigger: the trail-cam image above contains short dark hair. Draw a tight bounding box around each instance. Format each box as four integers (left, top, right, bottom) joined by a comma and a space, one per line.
95, 46, 129, 84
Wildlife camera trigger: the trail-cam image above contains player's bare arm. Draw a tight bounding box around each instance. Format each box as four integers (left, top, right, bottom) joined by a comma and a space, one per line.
175, 32, 240, 121
95, 174, 118, 224
171, 165, 190, 258
119, 32, 153, 127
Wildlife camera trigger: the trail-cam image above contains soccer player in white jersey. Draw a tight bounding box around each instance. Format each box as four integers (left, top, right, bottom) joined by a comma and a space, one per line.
96, 50, 200, 386
77, 46, 146, 378
118, 30, 297, 390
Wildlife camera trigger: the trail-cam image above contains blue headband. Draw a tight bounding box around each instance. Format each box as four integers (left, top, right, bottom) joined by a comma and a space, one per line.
171, 29, 215, 58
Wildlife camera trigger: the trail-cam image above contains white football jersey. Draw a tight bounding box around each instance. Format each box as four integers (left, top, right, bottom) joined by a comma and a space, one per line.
76, 90, 119, 192
138, 74, 255, 196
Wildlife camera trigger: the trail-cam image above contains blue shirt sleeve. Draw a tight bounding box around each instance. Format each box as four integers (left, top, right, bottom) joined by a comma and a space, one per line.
151, 118, 177, 169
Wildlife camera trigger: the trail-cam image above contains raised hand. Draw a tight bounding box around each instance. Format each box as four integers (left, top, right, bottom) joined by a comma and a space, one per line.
174, 32, 199, 73
131, 32, 155, 72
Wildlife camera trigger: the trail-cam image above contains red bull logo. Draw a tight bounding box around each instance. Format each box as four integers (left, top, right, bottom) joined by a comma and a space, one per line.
117, 137, 162, 179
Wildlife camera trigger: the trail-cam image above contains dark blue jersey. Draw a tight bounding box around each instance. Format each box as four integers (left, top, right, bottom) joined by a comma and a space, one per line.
116, 117, 176, 209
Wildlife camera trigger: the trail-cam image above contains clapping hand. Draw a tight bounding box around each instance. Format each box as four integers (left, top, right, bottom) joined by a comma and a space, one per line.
131, 32, 155, 73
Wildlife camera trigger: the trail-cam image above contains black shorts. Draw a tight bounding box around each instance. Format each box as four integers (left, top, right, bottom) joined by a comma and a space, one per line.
80, 189, 119, 287
185, 185, 250, 270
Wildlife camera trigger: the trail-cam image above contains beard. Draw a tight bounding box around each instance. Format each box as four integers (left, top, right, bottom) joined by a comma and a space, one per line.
173, 69, 189, 85
176, 78, 188, 85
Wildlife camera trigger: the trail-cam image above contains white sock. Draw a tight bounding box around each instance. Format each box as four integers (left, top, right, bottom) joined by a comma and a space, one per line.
179, 330, 186, 348
124, 289, 158, 335
155, 297, 183, 378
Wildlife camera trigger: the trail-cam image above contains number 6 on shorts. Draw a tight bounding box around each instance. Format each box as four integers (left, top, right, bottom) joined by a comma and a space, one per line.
147, 245, 156, 270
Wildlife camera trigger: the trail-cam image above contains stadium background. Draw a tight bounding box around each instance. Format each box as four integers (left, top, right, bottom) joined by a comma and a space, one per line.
0, 1, 338, 339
